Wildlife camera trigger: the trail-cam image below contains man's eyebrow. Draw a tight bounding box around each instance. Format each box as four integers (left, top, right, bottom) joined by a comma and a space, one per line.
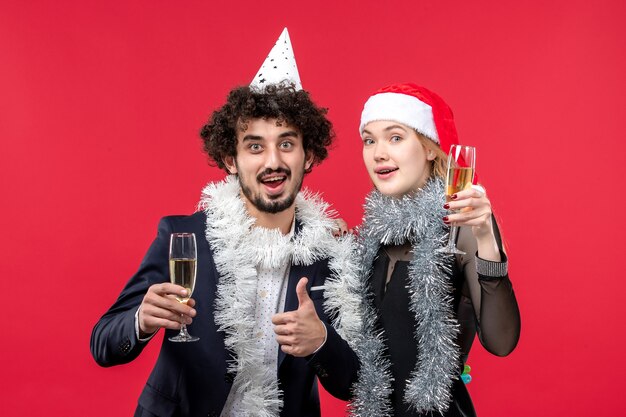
241, 131, 299, 142
278, 130, 299, 138
242, 135, 263, 142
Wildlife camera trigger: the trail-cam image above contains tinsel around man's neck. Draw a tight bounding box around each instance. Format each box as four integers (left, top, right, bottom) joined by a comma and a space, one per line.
199, 176, 361, 417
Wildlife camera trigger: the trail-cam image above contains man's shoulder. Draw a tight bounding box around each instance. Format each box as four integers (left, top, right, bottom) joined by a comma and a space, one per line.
159, 211, 207, 231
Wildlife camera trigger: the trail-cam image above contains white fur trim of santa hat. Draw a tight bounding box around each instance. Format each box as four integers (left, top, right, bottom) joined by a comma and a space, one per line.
359, 92, 439, 143
250, 28, 302, 91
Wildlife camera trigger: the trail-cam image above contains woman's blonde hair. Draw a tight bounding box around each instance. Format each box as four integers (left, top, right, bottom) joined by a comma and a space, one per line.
416, 132, 448, 179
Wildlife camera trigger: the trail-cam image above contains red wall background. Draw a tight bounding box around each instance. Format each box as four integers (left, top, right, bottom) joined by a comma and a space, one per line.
1, 1, 625, 415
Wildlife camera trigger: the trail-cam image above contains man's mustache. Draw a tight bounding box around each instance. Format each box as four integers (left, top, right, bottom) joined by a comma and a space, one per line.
257, 168, 291, 182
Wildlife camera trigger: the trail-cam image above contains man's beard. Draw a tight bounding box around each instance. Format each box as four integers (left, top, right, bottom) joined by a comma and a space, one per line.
238, 166, 304, 214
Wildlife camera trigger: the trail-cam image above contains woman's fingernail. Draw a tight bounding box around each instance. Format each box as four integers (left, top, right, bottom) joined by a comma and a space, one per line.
451, 194, 458, 200
443, 203, 450, 209
443, 216, 450, 223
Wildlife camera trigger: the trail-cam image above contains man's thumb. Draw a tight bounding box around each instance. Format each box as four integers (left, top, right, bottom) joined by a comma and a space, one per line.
296, 277, 311, 308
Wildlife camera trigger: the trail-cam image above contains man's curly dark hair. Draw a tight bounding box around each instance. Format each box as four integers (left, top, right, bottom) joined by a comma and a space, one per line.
199, 83, 334, 173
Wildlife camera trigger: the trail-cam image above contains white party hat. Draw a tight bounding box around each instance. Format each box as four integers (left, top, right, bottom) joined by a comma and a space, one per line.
250, 28, 302, 91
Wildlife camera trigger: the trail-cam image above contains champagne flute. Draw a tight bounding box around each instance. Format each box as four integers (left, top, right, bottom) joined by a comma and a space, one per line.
168, 233, 199, 342
438, 144, 476, 255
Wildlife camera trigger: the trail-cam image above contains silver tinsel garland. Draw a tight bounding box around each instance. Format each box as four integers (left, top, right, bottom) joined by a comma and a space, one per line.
325, 177, 460, 416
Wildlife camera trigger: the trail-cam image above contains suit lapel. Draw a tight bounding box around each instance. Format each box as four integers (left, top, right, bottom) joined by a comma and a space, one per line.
277, 219, 317, 369
283, 218, 305, 314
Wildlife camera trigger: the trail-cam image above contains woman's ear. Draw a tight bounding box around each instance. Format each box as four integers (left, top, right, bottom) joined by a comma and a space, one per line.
223, 156, 237, 174
426, 149, 436, 161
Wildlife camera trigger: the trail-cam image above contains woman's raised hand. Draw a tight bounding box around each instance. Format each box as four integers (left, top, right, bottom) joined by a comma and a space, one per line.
443, 184, 501, 260
444, 185, 494, 239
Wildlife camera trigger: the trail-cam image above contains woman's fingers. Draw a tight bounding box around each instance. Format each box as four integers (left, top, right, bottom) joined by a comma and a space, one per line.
444, 205, 492, 226
446, 196, 491, 213
450, 186, 484, 200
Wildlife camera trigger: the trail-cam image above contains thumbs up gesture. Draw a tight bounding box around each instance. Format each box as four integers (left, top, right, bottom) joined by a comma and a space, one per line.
272, 277, 326, 357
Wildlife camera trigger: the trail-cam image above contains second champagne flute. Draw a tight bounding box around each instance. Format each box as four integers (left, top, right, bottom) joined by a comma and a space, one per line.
168, 232, 199, 342
438, 144, 476, 255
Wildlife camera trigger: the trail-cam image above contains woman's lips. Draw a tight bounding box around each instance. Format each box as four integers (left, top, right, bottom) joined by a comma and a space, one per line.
375, 167, 398, 180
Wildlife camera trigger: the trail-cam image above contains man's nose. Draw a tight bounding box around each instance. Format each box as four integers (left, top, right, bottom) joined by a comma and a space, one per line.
265, 147, 282, 169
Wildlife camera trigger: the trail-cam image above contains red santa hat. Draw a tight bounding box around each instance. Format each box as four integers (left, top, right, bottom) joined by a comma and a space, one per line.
359, 83, 459, 153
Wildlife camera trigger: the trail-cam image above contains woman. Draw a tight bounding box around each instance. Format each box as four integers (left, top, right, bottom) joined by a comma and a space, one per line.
325, 83, 521, 417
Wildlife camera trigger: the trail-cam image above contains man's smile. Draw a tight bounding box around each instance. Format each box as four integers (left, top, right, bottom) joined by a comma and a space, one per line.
257, 169, 290, 195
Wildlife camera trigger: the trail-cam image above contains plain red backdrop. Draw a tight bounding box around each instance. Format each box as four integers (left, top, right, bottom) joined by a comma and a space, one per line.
1, 1, 625, 415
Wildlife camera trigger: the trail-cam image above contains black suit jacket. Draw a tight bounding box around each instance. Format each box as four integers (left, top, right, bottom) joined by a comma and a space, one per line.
91, 212, 358, 417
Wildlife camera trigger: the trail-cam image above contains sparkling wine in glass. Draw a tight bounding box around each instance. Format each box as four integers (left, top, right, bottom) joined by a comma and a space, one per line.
168, 233, 199, 342
438, 144, 476, 255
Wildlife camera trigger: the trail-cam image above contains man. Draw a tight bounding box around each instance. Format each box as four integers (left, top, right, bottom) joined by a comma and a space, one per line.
90, 28, 359, 417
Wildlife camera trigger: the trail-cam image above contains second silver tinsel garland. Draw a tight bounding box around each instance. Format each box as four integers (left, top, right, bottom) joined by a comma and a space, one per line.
346, 178, 461, 415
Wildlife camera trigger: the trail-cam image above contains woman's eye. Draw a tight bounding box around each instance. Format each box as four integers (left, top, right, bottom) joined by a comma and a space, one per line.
362, 138, 374, 145
390, 135, 402, 143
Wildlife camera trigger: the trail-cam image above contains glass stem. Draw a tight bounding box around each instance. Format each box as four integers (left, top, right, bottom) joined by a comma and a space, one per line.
179, 314, 187, 336
448, 225, 459, 248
